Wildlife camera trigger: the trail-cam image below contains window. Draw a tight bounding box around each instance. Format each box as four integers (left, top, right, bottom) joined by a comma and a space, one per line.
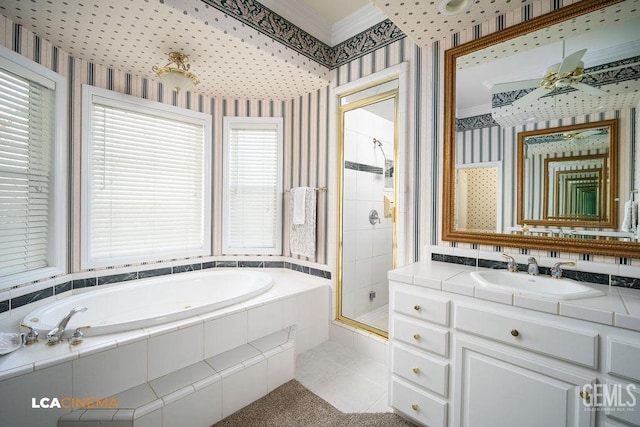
0, 46, 67, 286
81, 86, 211, 268
223, 117, 283, 255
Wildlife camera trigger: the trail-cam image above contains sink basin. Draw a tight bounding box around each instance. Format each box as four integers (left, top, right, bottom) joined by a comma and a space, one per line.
470, 271, 604, 300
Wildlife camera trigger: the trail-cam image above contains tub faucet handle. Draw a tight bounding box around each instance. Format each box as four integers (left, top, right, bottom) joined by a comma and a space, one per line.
70, 326, 90, 345
20, 324, 39, 345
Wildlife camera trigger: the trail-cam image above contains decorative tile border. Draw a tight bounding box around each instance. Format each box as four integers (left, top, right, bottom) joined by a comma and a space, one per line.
345, 160, 384, 175
199, 0, 405, 69
433, 253, 635, 288
0, 261, 332, 314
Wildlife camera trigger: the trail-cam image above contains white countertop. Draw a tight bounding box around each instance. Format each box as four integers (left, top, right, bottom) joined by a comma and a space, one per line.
389, 260, 640, 332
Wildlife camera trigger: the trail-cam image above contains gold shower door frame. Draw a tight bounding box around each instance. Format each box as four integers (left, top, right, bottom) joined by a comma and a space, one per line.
335, 78, 399, 339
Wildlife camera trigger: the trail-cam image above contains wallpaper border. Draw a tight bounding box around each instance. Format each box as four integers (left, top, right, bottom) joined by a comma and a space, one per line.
198, 0, 406, 69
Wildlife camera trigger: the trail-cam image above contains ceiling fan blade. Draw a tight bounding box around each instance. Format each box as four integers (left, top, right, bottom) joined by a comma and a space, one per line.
576, 129, 601, 137
512, 87, 549, 107
571, 81, 607, 96
489, 78, 541, 94
557, 48, 587, 75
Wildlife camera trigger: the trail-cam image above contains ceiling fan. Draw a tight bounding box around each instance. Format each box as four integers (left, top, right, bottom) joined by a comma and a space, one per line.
490, 44, 608, 107
561, 128, 603, 140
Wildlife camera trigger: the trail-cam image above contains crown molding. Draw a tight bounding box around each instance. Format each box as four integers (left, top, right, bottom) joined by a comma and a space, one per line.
258, 0, 333, 45
332, 3, 388, 45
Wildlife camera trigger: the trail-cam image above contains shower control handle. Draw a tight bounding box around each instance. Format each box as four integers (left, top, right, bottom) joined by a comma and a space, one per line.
368, 209, 380, 225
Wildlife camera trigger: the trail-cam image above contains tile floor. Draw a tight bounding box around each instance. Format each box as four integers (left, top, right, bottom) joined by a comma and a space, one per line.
295, 340, 392, 413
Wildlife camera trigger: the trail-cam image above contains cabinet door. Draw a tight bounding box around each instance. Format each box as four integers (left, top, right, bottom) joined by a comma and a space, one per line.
454, 339, 595, 427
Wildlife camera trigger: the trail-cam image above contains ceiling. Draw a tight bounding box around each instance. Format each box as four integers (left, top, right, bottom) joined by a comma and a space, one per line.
0, 0, 610, 100
455, 1, 640, 127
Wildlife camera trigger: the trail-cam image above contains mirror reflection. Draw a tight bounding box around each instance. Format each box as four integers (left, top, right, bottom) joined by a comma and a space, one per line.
517, 120, 617, 228
444, 0, 640, 255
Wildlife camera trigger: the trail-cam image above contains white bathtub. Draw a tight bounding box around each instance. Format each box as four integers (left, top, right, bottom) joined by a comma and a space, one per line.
22, 269, 273, 336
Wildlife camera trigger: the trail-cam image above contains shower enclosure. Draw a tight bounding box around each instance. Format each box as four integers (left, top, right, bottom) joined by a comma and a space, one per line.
336, 78, 398, 336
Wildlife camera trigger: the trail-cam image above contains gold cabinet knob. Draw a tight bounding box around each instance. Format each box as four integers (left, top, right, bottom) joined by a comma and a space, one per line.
414, 304, 421, 311
412, 367, 420, 374
579, 391, 591, 402
510, 329, 519, 337
412, 333, 420, 340
411, 403, 419, 411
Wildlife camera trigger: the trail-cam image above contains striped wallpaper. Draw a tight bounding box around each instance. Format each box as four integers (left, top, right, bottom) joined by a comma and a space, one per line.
0, 15, 330, 275
2, 0, 639, 286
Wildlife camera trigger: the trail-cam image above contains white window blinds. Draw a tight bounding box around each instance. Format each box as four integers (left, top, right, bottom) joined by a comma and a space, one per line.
0, 66, 56, 279
82, 87, 211, 268
223, 117, 283, 255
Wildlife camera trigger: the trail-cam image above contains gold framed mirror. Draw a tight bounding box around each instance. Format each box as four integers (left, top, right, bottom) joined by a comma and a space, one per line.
517, 119, 618, 228
443, 0, 640, 257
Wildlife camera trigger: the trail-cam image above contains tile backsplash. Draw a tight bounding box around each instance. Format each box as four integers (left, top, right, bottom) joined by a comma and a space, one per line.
432, 253, 640, 290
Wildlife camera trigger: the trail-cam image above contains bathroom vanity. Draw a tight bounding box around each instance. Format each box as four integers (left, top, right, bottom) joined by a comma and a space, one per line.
388, 261, 640, 427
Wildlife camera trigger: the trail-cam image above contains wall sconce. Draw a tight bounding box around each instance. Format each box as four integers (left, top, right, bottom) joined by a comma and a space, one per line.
152, 52, 200, 92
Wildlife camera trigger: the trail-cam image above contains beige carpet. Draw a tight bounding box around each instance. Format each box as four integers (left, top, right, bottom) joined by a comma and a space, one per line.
213, 380, 416, 427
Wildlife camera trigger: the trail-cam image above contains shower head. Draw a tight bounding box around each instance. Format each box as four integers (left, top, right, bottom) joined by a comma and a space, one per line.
373, 138, 387, 163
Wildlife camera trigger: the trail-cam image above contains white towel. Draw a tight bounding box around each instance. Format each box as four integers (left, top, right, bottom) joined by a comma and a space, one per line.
293, 187, 307, 225
633, 201, 639, 232
621, 200, 633, 232
289, 187, 316, 258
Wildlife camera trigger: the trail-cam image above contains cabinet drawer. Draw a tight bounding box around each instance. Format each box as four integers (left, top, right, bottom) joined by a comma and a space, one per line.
394, 288, 450, 326
393, 316, 449, 357
455, 305, 598, 368
608, 338, 640, 382
392, 343, 449, 397
392, 377, 447, 427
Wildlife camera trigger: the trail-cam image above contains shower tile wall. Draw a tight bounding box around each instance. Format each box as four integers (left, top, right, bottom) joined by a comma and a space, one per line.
342, 108, 393, 319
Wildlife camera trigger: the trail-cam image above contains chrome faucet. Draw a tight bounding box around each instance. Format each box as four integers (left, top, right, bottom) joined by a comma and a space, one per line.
551, 261, 575, 279
527, 257, 539, 276
46, 306, 88, 345
502, 253, 518, 272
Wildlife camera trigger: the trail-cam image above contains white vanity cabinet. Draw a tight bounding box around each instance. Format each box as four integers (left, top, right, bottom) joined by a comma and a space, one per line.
388, 277, 640, 427
389, 285, 451, 426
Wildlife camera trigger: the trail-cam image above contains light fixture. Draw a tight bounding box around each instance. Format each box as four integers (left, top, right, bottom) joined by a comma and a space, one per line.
439, 0, 471, 15
152, 52, 200, 92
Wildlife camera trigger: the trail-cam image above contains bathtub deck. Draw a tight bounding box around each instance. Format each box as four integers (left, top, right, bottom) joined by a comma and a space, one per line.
0, 269, 330, 427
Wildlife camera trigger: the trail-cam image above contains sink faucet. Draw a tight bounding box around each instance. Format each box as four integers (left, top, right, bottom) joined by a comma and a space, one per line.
46, 306, 88, 345
551, 261, 575, 279
527, 257, 539, 276
502, 253, 518, 272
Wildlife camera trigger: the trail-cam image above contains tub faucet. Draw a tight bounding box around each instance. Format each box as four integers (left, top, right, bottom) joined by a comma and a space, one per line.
502, 253, 518, 272
46, 306, 88, 345
551, 262, 575, 279
527, 257, 539, 276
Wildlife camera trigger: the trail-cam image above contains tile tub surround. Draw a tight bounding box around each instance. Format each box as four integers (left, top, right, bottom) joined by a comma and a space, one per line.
390, 260, 640, 332
58, 328, 296, 426
0, 259, 332, 317
0, 270, 330, 427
